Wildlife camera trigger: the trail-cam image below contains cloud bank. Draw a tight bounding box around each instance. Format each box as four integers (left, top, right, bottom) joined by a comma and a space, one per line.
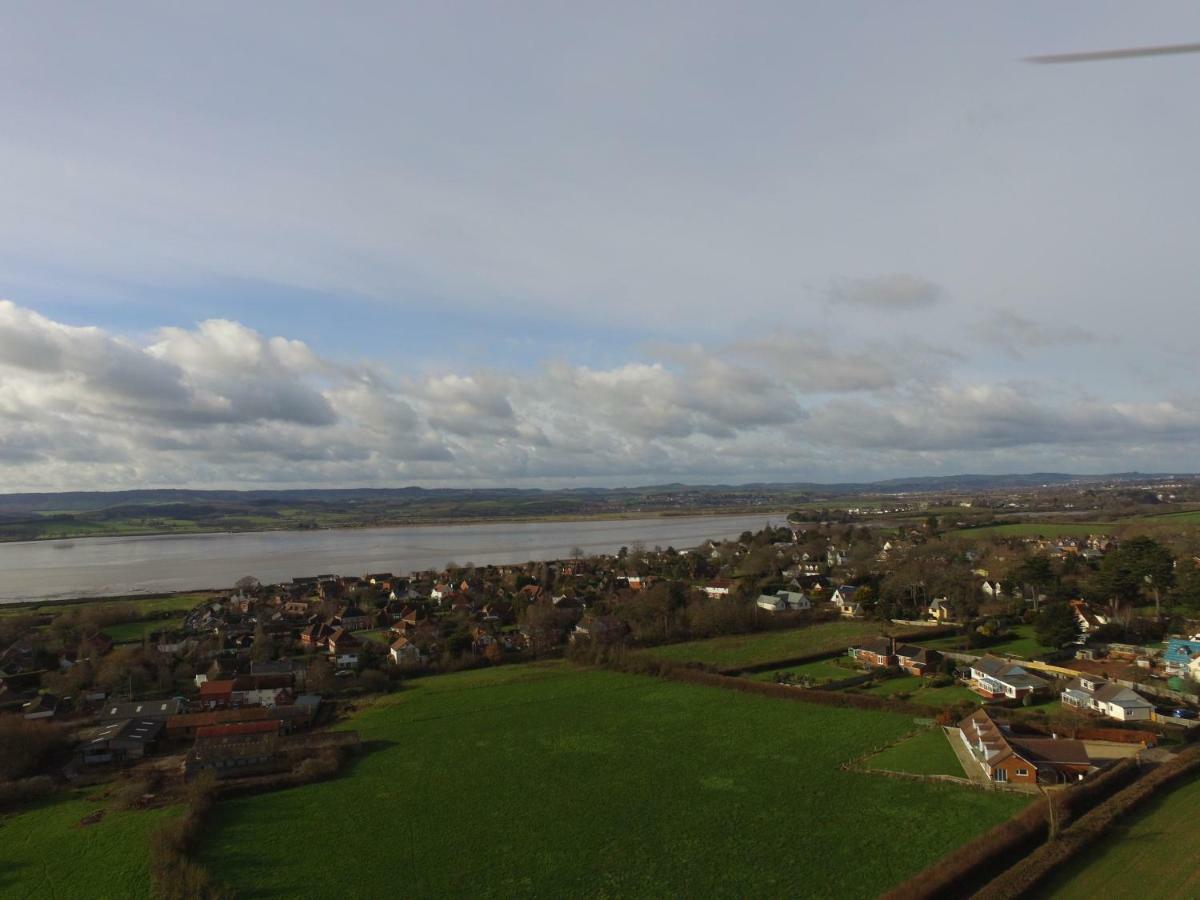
0, 300, 1196, 491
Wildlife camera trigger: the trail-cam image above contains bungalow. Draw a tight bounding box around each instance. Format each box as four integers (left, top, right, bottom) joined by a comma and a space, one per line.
849, 637, 895, 668
1061, 677, 1154, 722
967, 656, 1050, 701
957, 709, 1092, 784
1162, 638, 1200, 676
756, 590, 809, 613
895, 644, 942, 677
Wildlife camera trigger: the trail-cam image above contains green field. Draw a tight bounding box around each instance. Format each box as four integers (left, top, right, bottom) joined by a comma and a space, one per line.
0, 591, 214, 621
1038, 774, 1200, 899
750, 657, 861, 683
0, 791, 180, 899
641, 621, 896, 669
199, 662, 1026, 898
863, 727, 965, 777
947, 522, 1115, 540
104, 616, 188, 643
856, 674, 982, 707
920, 625, 1054, 660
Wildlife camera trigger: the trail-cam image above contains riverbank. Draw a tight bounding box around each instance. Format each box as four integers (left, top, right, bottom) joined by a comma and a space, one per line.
0, 504, 792, 545
0, 511, 782, 604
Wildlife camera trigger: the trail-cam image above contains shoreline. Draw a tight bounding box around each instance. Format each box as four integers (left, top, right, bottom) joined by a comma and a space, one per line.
0, 505, 793, 546
0, 508, 790, 607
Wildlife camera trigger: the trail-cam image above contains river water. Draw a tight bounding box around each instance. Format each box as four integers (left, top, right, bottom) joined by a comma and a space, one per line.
0, 513, 781, 603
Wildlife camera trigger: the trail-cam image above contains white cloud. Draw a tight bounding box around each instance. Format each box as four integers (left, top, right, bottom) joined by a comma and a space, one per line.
0, 300, 1198, 490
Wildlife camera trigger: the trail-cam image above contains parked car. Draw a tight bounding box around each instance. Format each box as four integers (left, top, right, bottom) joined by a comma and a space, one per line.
1169, 708, 1198, 720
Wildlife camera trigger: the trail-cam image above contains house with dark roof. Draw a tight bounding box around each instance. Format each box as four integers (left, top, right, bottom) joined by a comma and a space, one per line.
957, 709, 1092, 784
1061, 676, 1154, 721
849, 637, 895, 668
967, 656, 1050, 701
894, 644, 942, 676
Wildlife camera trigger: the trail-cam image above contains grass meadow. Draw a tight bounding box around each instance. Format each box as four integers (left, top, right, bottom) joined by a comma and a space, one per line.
946, 522, 1115, 540
639, 620, 893, 669
1037, 774, 1200, 900
199, 661, 1026, 899
864, 728, 965, 777
0, 790, 180, 900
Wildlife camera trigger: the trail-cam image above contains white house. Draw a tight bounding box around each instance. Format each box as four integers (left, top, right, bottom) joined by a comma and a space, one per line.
1061, 677, 1154, 721
756, 590, 810, 613
968, 656, 1050, 700
831, 585, 862, 617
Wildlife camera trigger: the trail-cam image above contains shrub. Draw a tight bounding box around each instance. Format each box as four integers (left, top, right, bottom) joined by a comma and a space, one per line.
0, 775, 57, 812
0, 718, 69, 781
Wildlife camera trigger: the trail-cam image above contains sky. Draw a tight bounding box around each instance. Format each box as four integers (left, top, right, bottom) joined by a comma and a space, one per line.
2, 1, 1200, 491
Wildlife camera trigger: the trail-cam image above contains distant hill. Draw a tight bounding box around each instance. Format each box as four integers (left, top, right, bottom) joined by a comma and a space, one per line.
0, 471, 1188, 513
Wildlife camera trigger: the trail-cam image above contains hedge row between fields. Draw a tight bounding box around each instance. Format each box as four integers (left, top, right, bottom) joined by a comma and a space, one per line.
972, 745, 1200, 899
879, 756, 1142, 900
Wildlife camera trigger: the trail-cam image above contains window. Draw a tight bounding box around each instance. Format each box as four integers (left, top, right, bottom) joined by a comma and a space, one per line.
994, 768, 1008, 782
1016, 768, 1028, 777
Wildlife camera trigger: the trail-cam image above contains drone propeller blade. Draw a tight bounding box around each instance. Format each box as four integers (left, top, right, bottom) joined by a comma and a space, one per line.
1027, 42, 1200, 64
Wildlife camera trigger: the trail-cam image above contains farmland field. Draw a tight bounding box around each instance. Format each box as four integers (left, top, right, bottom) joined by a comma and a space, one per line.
863, 727, 965, 777
856, 674, 982, 707
920, 625, 1054, 660
750, 657, 860, 683
0, 790, 180, 900
946, 522, 1115, 540
199, 662, 1027, 898
1037, 774, 1200, 899
640, 620, 896, 669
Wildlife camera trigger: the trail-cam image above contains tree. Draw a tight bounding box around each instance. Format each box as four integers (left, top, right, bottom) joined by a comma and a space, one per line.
1012, 556, 1055, 611
234, 575, 260, 594
1034, 603, 1081, 650
1093, 537, 1175, 617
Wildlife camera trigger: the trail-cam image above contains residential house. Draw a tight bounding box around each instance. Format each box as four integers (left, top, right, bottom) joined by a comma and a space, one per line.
849, 637, 895, 668
389, 636, 424, 666
199, 679, 236, 710
756, 590, 809, 613
831, 585, 863, 618
895, 644, 942, 676
1162, 639, 1200, 676
1069, 600, 1108, 634
332, 605, 371, 632
957, 709, 1092, 784
927, 597, 952, 623
967, 656, 1050, 701
1061, 677, 1154, 721
327, 628, 362, 668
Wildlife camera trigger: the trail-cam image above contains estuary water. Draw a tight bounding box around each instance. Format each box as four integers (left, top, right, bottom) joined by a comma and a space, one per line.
0, 512, 780, 603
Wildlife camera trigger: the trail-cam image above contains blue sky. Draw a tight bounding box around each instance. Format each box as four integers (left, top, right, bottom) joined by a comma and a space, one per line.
1, 1, 1200, 490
